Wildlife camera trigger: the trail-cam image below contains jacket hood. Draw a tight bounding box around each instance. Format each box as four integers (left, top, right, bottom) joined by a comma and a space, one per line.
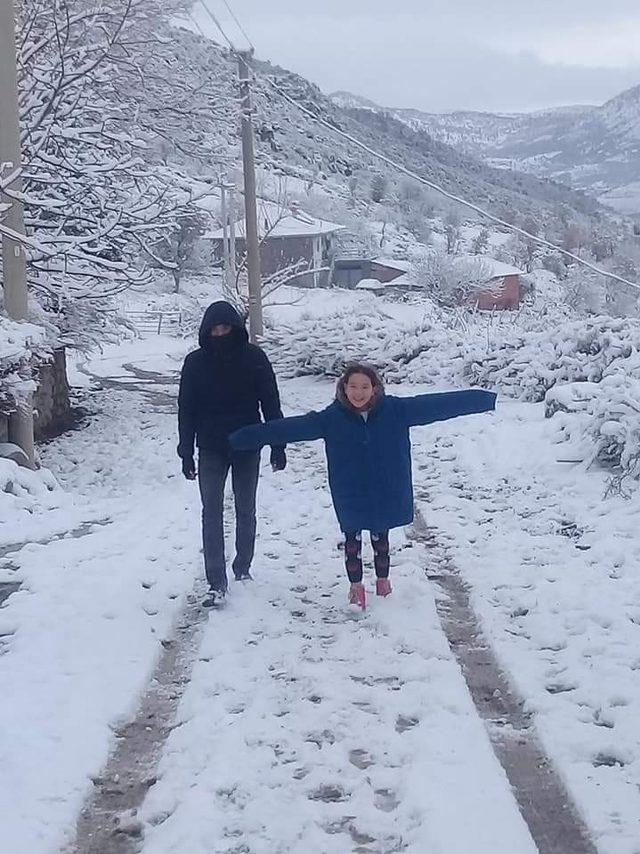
336, 362, 385, 413
198, 301, 248, 348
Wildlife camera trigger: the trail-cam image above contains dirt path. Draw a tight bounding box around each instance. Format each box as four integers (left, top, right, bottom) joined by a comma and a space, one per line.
412, 507, 597, 854
67, 584, 208, 854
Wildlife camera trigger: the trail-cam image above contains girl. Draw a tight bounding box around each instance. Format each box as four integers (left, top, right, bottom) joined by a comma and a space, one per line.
230, 364, 496, 609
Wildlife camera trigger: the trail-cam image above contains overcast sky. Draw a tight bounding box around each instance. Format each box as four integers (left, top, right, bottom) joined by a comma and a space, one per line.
193, 0, 640, 113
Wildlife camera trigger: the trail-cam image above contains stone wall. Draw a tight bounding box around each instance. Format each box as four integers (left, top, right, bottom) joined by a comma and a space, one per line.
0, 348, 72, 451
33, 348, 72, 440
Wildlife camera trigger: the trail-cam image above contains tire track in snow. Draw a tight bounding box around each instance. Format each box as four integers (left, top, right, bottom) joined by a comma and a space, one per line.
134, 441, 538, 854
411, 508, 598, 854
66, 582, 210, 854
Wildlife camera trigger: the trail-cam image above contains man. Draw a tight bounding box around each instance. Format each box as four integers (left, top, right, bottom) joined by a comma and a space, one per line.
178, 301, 286, 607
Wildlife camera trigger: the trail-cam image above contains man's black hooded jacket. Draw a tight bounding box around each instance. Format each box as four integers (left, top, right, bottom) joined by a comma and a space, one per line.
177, 302, 284, 459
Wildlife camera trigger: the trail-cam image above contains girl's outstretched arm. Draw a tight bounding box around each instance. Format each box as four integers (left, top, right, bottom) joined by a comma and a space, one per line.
397, 389, 496, 428
230, 411, 326, 450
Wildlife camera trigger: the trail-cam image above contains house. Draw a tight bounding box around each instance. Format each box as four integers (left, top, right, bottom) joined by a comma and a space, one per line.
206, 201, 344, 288
365, 254, 523, 310
454, 255, 523, 310
356, 258, 422, 295
368, 258, 413, 283
332, 254, 413, 289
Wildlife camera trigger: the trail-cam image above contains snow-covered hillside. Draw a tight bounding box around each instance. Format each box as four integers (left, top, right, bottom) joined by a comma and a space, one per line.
331, 86, 640, 213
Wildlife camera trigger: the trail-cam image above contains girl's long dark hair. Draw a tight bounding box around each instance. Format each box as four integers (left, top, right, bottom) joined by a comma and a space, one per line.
336, 363, 384, 409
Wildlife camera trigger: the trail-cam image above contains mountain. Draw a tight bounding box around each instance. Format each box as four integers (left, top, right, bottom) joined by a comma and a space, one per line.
330, 87, 640, 213
330, 91, 381, 112
251, 70, 601, 222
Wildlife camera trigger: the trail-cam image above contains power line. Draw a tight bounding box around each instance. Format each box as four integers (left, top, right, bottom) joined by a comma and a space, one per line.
188, 10, 207, 40
197, 0, 235, 50
220, 0, 254, 50
190, 0, 640, 295
260, 74, 640, 295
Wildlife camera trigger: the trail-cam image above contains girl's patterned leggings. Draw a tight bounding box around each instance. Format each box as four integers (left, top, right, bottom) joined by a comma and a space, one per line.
344, 531, 390, 583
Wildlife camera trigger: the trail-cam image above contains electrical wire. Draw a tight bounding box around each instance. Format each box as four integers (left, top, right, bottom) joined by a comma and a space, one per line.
261, 74, 640, 294
220, 0, 254, 50
191, 0, 640, 294
197, 0, 235, 50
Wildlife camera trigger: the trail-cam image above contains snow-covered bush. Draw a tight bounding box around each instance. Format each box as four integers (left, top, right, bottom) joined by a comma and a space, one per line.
0, 317, 49, 413
467, 317, 640, 401
0, 458, 61, 532
548, 376, 640, 485
264, 305, 483, 387
411, 251, 492, 308
588, 376, 640, 473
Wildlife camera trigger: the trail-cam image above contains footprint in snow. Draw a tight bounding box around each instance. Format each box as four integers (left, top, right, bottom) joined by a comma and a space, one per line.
593, 752, 626, 768
395, 714, 419, 733
308, 783, 348, 803
349, 748, 375, 770
374, 788, 400, 813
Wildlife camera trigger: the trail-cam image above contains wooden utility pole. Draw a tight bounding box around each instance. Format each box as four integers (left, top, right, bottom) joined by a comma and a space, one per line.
227, 179, 237, 285
0, 0, 35, 466
237, 50, 263, 341
220, 179, 230, 288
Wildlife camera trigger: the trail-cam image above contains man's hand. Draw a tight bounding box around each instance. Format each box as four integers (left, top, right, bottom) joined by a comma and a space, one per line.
270, 447, 287, 472
181, 457, 197, 480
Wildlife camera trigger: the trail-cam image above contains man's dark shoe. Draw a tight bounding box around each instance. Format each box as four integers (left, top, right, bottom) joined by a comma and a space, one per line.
202, 588, 226, 607
234, 572, 253, 582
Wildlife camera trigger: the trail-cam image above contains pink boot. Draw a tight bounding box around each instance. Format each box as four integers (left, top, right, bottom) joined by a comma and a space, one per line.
349, 582, 366, 610
376, 578, 392, 597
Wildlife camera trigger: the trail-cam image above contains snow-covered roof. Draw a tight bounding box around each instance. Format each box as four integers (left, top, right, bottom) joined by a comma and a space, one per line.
371, 257, 413, 273
206, 200, 344, 240
454, 254, 523, 280
356, 278, 389, 291
356, 273, 419, 291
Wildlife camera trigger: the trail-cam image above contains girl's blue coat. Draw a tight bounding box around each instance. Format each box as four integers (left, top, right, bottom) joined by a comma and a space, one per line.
230, 390, 496, 533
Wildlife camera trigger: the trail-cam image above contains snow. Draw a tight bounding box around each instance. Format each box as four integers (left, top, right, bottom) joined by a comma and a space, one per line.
5, 287, 640, 851
138, 377, 537, 854
355, 277, 388, 291
0, 316, 47, 364
372, 257, 413, 273
0, 345, 200, 853
599, 181, 640, 214
206, 200, 344, 240
454, 254, 524, 279
412, 393, 640, 853
0, 315, 49, 409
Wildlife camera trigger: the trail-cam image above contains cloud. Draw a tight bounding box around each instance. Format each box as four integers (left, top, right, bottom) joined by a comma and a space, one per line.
194, 1, 640, 111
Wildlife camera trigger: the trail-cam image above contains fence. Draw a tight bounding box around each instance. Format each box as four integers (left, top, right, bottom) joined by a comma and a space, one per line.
124, 310, 184, 337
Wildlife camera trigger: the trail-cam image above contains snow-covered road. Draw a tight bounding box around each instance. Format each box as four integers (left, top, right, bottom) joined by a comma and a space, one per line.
3, 339, 637, 853
138, 421, 538, 854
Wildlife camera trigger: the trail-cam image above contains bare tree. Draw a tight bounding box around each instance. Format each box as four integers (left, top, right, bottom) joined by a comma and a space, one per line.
502, 235, 536, 273
2, 0, 234, 342
444, 211, 461, 254
562, 221, 590, 256
562, 265, 603, 313
471, 228, 489, 255
371, 173, 388, 203
412, 250, 490, 308
153, 211, 208, 293
347, 176, 359, 208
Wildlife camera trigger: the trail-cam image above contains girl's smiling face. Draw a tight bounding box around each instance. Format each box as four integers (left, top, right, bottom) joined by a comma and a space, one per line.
345, 372, 375, 410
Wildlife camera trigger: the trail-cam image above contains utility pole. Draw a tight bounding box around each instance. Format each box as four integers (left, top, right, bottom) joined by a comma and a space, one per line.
227, 179, 237, 286
0, 0, 35, 467
220, 179, 230, 288
237, 50, 263, 341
